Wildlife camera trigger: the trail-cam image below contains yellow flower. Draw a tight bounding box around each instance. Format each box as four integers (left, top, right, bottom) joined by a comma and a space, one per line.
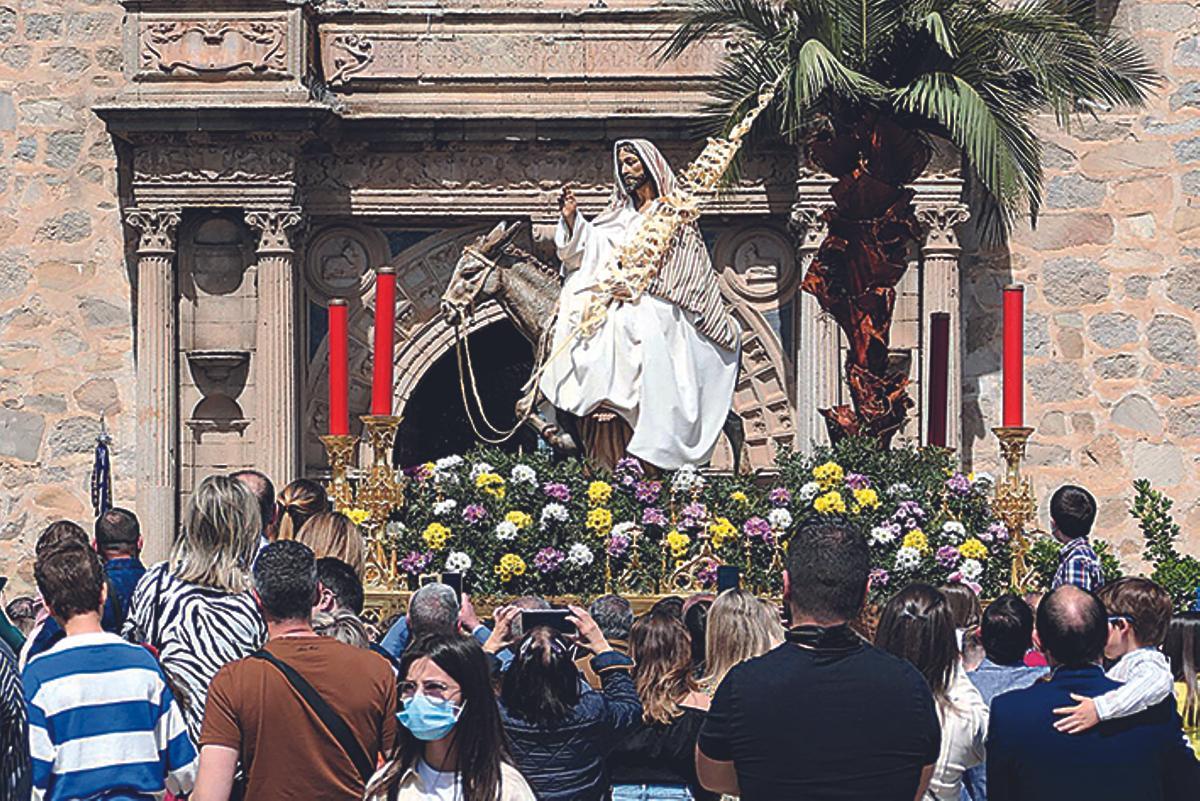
587, 481, 613, 506
665, 529, 691, 558
586, 508, 613, 536
422, 522, 451, 551
852, 487, 881, 511
959, 538, 988, 560
813, 490, 846, 515
902, 528, 929, 553
812, 461, 845, 490
707, 516, 737, 548
344, 508, 370, 526
494, 553, 527, 582
423, 461, 436, 473
505, 510, 533, 530
729, 491, 749, 505
475, 472, 506, 499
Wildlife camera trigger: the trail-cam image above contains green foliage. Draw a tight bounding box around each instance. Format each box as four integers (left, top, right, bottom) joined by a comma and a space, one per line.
1132, 479, 1200, 613
662, 0, 1159, 240
1026, 535, 1124, 592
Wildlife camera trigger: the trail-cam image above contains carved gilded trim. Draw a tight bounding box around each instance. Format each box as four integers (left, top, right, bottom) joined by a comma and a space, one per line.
139, 19, 289, 79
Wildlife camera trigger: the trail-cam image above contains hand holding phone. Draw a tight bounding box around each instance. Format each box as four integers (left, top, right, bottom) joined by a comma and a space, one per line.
520, 609, 577, 636
717, 565, 740, 593
565, 605, 612, 656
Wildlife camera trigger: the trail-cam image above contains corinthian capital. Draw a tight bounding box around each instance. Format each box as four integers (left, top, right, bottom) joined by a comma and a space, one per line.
125, 207, 181, 255
916, 203, 971, 252
246, 207, 304, 254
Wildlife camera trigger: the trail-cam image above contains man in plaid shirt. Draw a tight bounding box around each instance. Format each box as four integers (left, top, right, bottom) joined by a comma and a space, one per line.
1049, 485, 1104, 592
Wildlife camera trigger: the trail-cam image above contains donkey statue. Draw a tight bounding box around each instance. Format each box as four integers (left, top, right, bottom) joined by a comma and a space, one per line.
440, 220, 747, 474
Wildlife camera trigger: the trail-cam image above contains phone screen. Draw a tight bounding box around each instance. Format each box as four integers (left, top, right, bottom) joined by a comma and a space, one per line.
521, 609, 577, 635
442, 572, 463, 602
717, 565, 740, 593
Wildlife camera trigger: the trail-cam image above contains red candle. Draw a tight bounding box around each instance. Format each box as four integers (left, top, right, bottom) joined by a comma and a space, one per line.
927, 312, 950, 448
371, 267, 397, 416
327, 299, 349, 436
1002, 285, 1024, 427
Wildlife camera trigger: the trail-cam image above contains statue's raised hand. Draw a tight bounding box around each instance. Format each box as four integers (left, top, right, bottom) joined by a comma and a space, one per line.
558, 185, 578, 230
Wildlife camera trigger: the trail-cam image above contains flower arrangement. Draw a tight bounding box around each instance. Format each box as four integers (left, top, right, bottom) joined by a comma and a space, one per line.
379, 438, 1115, 601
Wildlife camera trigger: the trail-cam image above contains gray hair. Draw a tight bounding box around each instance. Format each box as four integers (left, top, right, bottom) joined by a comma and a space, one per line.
313, 610, 370, 649
408, 583, 460, 637
590, 594, 634, 642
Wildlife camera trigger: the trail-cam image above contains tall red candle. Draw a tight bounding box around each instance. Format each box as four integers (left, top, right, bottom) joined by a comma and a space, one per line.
371, 267, 397, 416
927, 312, 950, 448
1002, 285, 1024, 427
327, 299, 349, 435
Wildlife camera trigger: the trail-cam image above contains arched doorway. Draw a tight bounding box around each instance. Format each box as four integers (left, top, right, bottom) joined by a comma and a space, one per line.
393, 319, 539, 466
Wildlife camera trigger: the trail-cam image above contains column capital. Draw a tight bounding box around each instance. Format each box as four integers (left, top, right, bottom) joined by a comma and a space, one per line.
246, 207, 304, 255
788, 204, 830, 252
915, 203, 971, 253
125, 207, 181, 255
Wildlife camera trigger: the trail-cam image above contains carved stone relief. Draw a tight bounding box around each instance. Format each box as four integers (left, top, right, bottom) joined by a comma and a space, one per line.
139, 19, 289, 79
134, 145, 296, 185
715, 227, 797, 305
305, 225, 390, 300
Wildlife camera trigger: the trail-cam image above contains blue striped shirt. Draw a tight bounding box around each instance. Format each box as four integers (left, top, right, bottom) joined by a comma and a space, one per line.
21, 632, 197, 801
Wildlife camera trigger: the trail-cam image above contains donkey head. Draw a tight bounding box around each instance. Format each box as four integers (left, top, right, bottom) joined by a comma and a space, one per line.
440, 220, 527, 325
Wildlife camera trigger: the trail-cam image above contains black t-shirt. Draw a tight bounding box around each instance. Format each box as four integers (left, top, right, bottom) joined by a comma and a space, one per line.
609, 706, 717, 801
698, 635, 940, 801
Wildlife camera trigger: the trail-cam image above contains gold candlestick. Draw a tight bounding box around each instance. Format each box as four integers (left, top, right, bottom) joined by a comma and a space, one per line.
992, 426, 1037, 590
359, 414, 403, 588
319, 434, 358, 513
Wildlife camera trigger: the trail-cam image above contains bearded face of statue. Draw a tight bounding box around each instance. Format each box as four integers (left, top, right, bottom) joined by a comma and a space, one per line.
618, 146, 654, 197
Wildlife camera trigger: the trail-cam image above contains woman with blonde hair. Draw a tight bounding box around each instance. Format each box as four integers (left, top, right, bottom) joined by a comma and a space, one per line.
701, 589, 784, 695
275, 477, 329, 543
123, 474, 267, 744
296, 511, 365, 577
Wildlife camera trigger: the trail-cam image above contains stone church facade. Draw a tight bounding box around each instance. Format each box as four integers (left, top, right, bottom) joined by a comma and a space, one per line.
0, 0, 1197, 585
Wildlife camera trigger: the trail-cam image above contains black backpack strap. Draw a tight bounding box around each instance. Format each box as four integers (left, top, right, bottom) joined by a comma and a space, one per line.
250, 648, 375, 784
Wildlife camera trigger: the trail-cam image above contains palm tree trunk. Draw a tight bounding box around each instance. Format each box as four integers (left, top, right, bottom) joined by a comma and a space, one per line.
801, 112, 931, 446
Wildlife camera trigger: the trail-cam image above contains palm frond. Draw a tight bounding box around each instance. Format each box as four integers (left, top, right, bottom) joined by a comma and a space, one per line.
919, 11, 956, 57
792, 37, 888, 108
657, 0, 785, 61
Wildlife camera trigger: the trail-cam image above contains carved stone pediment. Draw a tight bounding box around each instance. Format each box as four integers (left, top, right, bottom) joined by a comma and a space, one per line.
134, 145, 296, 185
139, 18, 290, 80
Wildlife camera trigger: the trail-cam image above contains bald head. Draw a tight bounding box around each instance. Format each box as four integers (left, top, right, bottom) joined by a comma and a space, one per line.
1036, 585, 1107, 668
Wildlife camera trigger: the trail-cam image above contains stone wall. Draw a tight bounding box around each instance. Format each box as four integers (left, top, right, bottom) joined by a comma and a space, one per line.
0, 0, 130, 591
963, 0, 1200, 566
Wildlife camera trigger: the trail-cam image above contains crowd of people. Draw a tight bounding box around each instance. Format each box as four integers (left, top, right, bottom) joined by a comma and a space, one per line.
0, 474, 1198, 801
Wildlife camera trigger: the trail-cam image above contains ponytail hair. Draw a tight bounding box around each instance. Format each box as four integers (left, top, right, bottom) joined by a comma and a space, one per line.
275, 478, 329, 543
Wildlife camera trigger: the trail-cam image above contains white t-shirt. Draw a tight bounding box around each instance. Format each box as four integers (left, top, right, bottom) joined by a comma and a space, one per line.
416, 759, 462, 801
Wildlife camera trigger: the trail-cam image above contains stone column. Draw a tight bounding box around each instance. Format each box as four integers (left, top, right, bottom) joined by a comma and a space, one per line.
790, 201, 841, 452
245, 208, 304, 489
916, 203, 970, 450
125, 207, 181, 564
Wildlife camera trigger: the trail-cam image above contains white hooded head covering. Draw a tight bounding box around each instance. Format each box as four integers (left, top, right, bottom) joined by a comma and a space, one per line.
593, 139, 679, 226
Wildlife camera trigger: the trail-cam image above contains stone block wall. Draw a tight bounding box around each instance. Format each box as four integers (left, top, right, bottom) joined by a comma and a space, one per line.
963, 0, 1200, 566
0, 0, 130, 591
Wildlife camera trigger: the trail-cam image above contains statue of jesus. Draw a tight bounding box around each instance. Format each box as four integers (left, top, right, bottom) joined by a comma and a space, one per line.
538, 139, 741, 471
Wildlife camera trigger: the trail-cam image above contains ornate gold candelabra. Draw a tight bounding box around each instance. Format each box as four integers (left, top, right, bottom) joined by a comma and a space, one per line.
992, 426, 1038, 590
319, 433, 357, 513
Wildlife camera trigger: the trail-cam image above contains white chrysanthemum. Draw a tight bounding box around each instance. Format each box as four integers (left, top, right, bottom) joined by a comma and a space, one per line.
385, 521, 408, 538
767, 508, 793, 531
435, 455, 463, 471
799, 481, 821, 503
888, 482, 913, 498
495, 520, 519, 541
445, 551, 472, 572
972, 472, 994, 487
869, 526, 897, 546
469, 461, 494, 481
959, 558, 983, 581
539, 502, 569, 530
433, 499, 458, 517
941, 521, 967, 544
510, 464, 537, 486
894, 545, 922, 570
671, 464, 701, 493
566, 542, 594, 568
612, 521, 641, 539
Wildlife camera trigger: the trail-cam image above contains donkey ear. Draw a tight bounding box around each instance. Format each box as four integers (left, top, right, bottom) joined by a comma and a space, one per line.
480, 221, 509, 249
498, 219, 528, 247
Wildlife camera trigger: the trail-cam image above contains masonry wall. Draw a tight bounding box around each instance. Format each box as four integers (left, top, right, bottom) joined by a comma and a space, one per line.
963, 0, 1200, 565
0, 0, 131, 591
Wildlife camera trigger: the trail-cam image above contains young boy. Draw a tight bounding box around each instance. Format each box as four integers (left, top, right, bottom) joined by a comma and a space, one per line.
22, 542, 197, 800
1049, 485, 1104, 591
1052, 577, 1175, 734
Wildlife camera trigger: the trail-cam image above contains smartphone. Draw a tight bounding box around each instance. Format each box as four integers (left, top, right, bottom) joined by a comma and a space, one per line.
521, 609, 577, 635
442, 572, 463, 603
717, 565, 740, 593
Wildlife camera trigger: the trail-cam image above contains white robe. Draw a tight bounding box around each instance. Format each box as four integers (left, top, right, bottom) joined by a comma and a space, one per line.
537, 206, 739, 469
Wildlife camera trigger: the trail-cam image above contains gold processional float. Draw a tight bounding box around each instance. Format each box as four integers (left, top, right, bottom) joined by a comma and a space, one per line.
319, 78, 1040, 618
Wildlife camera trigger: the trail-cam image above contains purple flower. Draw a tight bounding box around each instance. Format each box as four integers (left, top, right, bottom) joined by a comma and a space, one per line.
768, 487, 791, 507
607, 532, 632, 558
845, 472, 871, 490
947, 573, 983, 595
614, 457, 644, 487
946, 473, 972, 495
743, 516, 771, 539
984, 521, 1008, 542
892, 500, 926, 530
696, 560, 718, 588
869, 568, 890, 588
682, 502, 707, 521
405, 463, 433, 481
642, 507, 668, 527
400, 550, 434, 575
462, 504, 488, 524
542, 482, 571, 502
634, 480, 662, 504
533, 547, 566, 574
936, 544, 961, 568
